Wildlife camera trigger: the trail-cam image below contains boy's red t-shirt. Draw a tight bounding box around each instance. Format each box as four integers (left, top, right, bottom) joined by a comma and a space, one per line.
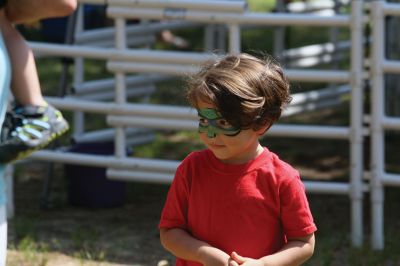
159, 148, 317, 266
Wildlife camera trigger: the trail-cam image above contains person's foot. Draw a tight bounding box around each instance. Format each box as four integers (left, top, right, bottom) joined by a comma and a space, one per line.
0, 103, 69, 164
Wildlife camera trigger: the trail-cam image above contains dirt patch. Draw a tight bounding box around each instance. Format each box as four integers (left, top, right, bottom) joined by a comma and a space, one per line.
7, 162, 175, 266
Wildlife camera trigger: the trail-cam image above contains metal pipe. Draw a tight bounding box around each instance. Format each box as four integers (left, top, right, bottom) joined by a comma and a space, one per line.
107, 115, 350, 139
349, 0, 364, 247
284, 98, 343, 117
382, 173, 400, 186
266, 124, 349, 139
73, 74, 169, 95
108, 0, 247, 13
107, 169, 174, 184
84, 35, 155, 48
75, 21, 198, 44
29, 41, 217, 64
285, 69, 349, 82
30, 150, 179, 172
107, 61, 199, 76
382, 117, 400, 130
370, 1, 385, 250
107, 7, 350, 27
76, 85, 155, 101
228, 24, 241, 53
114, 18, 127, 159
73, 128, 150, 143
290, 85, 349, 105
45, 96, 198, 118
304, 181, 349, 194
107, 60, 350, 82
383, 60, 400, 74
382, 2, 400, 16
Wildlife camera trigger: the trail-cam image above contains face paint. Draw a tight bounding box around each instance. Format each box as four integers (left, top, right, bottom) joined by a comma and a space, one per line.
197, 108, 241, 138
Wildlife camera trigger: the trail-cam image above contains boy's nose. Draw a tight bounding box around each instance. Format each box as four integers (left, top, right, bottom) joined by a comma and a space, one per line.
207, 127, 217, 138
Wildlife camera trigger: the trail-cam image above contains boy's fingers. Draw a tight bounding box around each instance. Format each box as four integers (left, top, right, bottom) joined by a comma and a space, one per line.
228, 259, 240, 266
231, 251, 246, 264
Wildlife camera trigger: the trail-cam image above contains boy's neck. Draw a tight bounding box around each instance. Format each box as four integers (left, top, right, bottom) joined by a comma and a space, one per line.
219, 143, 264, 164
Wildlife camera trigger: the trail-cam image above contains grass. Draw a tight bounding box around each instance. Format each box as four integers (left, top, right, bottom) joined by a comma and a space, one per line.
8, 0, 400, 265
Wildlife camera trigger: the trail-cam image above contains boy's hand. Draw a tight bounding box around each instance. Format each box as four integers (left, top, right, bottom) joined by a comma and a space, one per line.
199, 246, 231, 266
229, 252, 264, 266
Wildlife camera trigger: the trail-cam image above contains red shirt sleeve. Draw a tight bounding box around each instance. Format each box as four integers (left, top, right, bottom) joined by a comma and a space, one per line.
159, 166, 190, 230
280, 175, 317, 238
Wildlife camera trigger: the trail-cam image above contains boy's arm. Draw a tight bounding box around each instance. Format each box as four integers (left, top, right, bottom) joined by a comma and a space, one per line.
160, 227, 231, 266
230, 233, 315, 266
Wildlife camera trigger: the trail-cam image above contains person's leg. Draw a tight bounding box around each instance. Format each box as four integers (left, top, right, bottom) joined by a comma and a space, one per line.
0, 9, 46, 106
0, 26, 11, 266
5, 0, 77, 24
0, 200, 7, 266
0, 9, 69, 164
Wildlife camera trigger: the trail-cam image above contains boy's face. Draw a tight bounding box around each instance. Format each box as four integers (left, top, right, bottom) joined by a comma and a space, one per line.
196, 100, 265, 164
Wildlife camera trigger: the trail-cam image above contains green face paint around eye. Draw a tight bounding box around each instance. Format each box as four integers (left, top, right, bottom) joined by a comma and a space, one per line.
197, 108, 241, 138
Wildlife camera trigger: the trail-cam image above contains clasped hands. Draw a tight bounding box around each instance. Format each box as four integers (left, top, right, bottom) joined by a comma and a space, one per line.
202, 250, 266, 266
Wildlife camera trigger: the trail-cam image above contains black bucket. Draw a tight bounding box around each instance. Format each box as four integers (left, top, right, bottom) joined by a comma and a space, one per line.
64, 141, 126, 208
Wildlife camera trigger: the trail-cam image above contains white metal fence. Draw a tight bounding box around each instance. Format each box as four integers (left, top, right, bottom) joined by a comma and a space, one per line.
370, 0, 400, 250
9, 0, 398, 250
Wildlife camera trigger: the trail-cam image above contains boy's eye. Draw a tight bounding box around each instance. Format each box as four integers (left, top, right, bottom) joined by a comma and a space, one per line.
199, 118, 209, 126
215, 119, 233, 129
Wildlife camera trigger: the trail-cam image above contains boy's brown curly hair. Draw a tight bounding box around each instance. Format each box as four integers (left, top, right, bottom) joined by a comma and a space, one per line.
187, 53, 292, 132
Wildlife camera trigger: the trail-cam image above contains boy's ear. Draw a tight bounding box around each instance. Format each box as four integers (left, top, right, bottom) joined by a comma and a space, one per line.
256, 123, 271, 136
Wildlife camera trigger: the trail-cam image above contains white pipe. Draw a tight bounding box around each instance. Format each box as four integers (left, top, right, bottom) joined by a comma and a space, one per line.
107, 115, 351, 139
228, 24, 241, 54
114, 18, 127, 159
288, 0, 335, 13
73, 60, 85, 135
107, 61, 199, 76
29, 42, 217, 64
5, 165, 14, 219
45, 96, 198, 118
382, 117, 400, 130
30, 150, 179, 172
284, 98, 343, 117
73, 74, 169, 95
107, 169, 174, 184
75, 21, 198, 44
304, 181, 349, 194
382, 173, 400, 186
108, 0, 247, 13
76, 85, 155, 101
287, 53, 345, 68
370, 1, 385, 250
382, 2, 400, 16
108, 115, 197, 130
349, 0, 364, 248
107, 8, 351, 27
107, 60, 350, 82
84, 35, 155, 48
285, 69, 349, 82
126, 134, 156, 147
104, 168, 360, 195
282, 40, 352, 60
266, 124, 349, 139
383, 60, 400, 74
73, 128, 150, 143
290, 85, 349, 105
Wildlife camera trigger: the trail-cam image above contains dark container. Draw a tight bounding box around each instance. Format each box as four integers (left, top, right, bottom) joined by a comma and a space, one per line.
65, 141, 126, 208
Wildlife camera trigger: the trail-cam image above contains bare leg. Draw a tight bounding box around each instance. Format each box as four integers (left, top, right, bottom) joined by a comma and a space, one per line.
0, 9, 46, 106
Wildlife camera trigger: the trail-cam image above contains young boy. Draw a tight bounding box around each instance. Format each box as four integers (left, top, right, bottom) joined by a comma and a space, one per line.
159, 53, 317, 266
0, 0, 76, 164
